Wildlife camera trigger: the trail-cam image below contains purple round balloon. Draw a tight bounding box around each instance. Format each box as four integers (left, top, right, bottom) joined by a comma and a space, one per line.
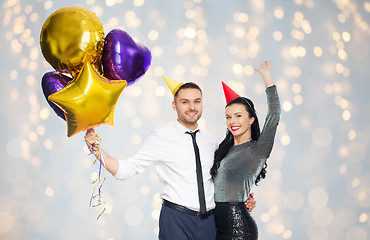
41, 71, 72, 120
102, 29, 152, 86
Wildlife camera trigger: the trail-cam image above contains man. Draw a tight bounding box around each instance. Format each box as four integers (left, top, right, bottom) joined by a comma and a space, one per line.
85, 76, 256, 239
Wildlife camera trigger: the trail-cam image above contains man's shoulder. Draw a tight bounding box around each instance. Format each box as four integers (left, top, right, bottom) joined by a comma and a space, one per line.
199, 128, 217, 143
150, 125, 177, 135
199, 128, 215, 137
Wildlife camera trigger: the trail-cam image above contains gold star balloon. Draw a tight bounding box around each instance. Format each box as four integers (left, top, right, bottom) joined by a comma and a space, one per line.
48, 62, 127, 137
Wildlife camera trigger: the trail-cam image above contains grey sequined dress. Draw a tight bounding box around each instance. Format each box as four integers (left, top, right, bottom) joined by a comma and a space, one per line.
213, 85, 281, 240
214, 85, 281, 203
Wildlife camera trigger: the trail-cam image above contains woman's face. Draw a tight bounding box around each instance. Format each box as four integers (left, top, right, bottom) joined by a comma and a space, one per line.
225, 103, 255, 139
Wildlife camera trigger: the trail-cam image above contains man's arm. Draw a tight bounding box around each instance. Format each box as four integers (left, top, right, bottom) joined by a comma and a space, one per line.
85, 128, 119, 176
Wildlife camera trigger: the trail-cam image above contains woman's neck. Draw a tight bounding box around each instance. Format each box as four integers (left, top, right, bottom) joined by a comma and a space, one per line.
233, 134, 252, 146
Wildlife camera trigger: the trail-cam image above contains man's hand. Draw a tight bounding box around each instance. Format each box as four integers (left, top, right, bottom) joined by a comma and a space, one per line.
85, 128, 98, 144
84, 128, 101, 153
245, 193, 256, 212
84, 128, 119, 175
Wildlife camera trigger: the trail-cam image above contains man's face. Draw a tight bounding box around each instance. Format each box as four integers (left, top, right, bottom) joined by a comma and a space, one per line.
172, 88, 203, 129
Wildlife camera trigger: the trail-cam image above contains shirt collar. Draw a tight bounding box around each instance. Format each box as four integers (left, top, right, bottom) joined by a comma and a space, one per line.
174, 120, 200, 134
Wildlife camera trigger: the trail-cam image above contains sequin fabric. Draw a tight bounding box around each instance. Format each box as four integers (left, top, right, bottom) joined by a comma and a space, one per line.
215, 202, 258, 240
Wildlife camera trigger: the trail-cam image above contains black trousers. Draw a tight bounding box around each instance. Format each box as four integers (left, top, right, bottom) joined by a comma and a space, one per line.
215, 202, 258, 240
159, 204, 216, 240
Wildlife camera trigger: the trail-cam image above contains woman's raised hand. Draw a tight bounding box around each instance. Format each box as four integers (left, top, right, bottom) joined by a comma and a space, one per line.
255, 61, 271, 75
255, 60, 274, 88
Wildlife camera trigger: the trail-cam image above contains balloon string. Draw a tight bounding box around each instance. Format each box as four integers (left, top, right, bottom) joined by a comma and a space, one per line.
88, 146, 103, 207
86, 136, 106, 220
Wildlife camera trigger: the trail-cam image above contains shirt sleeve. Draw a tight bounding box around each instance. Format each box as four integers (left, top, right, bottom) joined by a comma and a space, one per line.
114, 130, 162, 180
254, 85, 281, 158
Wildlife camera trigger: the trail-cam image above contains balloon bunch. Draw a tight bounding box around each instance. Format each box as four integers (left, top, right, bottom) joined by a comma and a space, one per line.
40, 6, 152, 219
40, 6, 152, 137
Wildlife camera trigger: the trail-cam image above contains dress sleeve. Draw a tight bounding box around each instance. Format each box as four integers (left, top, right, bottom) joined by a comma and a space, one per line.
254, 85, 281, 158
114, 130, 162, 180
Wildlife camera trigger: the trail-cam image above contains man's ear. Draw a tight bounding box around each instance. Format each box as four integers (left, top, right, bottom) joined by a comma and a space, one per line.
172, 101, 176, 111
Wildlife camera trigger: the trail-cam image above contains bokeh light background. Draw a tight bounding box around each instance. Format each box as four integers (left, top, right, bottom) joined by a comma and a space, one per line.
1, 0, 370, 239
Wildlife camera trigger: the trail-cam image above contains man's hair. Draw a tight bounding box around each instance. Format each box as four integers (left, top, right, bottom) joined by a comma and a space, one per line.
174, 82, 202, 100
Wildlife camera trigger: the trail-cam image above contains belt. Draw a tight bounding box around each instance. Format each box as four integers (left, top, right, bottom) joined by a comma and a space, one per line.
162, 199, 214, 218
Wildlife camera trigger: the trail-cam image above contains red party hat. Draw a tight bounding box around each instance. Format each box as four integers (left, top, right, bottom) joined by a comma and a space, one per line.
222, 81, 241, 104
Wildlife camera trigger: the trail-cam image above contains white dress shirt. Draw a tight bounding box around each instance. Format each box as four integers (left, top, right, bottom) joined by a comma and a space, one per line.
114, 121, 218, 211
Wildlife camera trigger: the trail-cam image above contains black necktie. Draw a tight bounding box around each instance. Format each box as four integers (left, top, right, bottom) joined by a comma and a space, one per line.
186, 130, 206, 214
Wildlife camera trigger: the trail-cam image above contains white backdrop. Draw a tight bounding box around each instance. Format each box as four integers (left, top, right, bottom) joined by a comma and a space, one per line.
1, 0, 370, 239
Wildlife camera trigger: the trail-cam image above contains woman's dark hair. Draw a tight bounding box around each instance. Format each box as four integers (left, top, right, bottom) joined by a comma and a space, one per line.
210, 97, 267, 186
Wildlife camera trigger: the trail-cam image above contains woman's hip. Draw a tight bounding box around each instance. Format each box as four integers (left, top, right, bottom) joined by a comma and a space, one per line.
214, 202, 258, 240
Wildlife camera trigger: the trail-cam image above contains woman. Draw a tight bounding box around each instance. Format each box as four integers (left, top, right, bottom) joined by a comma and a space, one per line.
210, 61, 281, 239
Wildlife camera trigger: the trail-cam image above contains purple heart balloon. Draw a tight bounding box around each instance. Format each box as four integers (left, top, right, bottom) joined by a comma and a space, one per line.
41, 71, 72, 120
102, 29, 152, 86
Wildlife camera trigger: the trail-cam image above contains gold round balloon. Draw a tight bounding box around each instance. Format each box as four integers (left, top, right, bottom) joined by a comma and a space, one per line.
40, 6, 104, 77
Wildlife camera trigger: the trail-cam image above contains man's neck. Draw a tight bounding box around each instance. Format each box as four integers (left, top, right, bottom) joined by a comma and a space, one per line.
178, 120, 198, 131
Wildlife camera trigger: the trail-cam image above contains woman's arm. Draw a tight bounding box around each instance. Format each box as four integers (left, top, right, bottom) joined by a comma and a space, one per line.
253, 61, 281, 158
